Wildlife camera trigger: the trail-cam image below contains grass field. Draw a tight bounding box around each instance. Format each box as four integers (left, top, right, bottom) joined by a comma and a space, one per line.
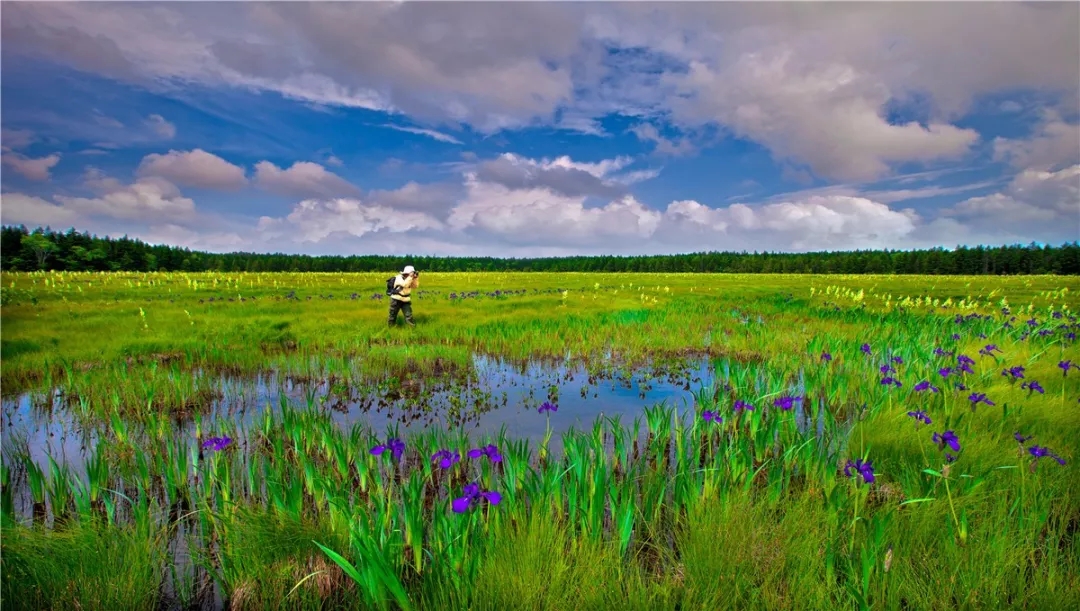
2, 271, 1079, 610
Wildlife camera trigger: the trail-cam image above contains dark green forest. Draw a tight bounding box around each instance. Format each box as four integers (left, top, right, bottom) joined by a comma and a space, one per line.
2, 225, 1079, 275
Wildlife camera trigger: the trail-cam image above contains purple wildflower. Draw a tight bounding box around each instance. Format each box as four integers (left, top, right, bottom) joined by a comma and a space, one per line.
201, 436, 232, 452
957, 354, 975, 366
732, 399, 755, 412
939, 367, 954, 378
956, 382, 968, 391
880, 376, 902, 388
907, 410, 932, 425
371, 438, 406, 460
1013, 432, 1033, 444
702, 410, 723, 424
843, 458, 875, 485
968, 392, 995, 407
821, 351, 832, 362
538, 401, 558, 414
914, 380, 940, 393
1001, 366, 1025, 380
431, 449, 461, 469
451, 483, 502, 513
958, 361, 975, 376
951, 333, 961, 341
1028, 445, 1067, 466
1060, 360, 1075, 376
933, 430, 961, 453
773, 395, 802, 410
467, 444, 503, 463
1026, 318, 1038, 328
860, 343, 872, 355
1052, 311, 1063, 319
979, 344, 1002, 357
1021, 380, 1045, 395
880, 364, 896, 375
891, 355, 904, 365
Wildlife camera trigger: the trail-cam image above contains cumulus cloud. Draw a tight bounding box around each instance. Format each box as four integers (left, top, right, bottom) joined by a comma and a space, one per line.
1, 128, 36, 151
254, 160, 360, 198
144, 114, 176, 139
629, 123, 696, 157
0, 192, 79, 226
55, 175, 196, 222
943, 165, 1080, 242
3, 2, 1076, 179
1, 151, 61, 181
993, 110, 1080, 172
137, 149, 248, 190
258, 197, 444, 243
473, 153, 631, 199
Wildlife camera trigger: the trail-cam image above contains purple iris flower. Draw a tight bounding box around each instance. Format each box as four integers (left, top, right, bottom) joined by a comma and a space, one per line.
907, 410, 932, 425
1028, 446, 1067, 466
1013, 432, 1033, 444
880, 364, 896, 375
939, 367, 954, 378
958, 362, 975, 376
956, 382, 968, 391
891, 356, 904, 365
860, 343, 872, 355
1026, 318, 1038, 327
951, 333, 961, 341
821, 351, 832, 362
880, 377, 902, 388
702, 410, 723, 424
933, 430, 961, 453
538, 401, 558, 414
957, 354, 975, 366
843, 458, 875, 484
371, 438, 406, 460
431, 449, 461, 469
945, 452, 957, 463
732, 399, 755, 412
201, 436, 232, 452
968, 392, 995, 407
914, 380, 940, 393
468, 444, 503, 463
773, 395, 802, 410
1001, 366, 1025, 380
1021, 380, 1045, 395
451, 483, 503, 513
1060, 360, 1075, 376
1052, 311, 1063, 320
933, 347, 954, 358
1002, 307, 1011, 315
979, 344, 1002, 357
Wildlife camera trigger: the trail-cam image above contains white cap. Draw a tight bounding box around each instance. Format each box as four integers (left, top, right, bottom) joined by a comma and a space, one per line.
403, 265, 416, 274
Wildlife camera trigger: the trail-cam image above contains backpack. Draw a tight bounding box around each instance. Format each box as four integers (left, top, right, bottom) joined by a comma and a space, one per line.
386, 276, 399, 296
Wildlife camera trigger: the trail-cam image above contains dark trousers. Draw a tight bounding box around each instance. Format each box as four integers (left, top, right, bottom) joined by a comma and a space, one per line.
388, 298, 414, 325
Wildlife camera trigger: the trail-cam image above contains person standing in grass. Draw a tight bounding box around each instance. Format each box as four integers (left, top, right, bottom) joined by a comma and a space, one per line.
388, 265, 420, 327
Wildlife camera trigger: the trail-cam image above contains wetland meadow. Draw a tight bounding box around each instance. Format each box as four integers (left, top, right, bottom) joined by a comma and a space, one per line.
1, 271, 1079, 610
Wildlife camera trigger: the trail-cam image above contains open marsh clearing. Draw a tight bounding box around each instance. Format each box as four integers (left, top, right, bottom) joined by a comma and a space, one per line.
2, 271, 1080, 610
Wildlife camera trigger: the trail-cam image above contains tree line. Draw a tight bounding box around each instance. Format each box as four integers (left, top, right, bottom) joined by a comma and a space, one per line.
2, 225, 1079, 275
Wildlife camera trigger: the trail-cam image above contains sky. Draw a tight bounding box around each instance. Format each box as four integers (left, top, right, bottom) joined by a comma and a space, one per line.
1, 1, 1078, 257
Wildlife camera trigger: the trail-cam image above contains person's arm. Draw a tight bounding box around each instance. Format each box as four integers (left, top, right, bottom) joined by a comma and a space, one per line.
412, 275, 420, 289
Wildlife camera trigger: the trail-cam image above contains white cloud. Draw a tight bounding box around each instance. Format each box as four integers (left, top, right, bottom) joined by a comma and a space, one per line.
144, 114, 176, 139
4, 2, 1077, 180
381, 124, 463, 144
1, 151, 61, 181
137, 149, 248, 190
629, 123, 695, 157
326, 155, 343, 167
258, 197, 444, 243
0, 192, 79, 226
943, 165, 1080, 242
55, 176, 196, 222
254, 160, 360, 198
993, 110, 1080, 172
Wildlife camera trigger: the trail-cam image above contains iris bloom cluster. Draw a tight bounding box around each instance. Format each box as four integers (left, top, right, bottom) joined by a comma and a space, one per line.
202, 436, 232, 452
702, 410, 723, 424
907, 410, 932, 425
1014, 432, 1066, 466
1060, 360, 1075, 376
1021, 380, 1045, 395
860, 343, 872, 356
468, 444, 503, 463
773, 395, 802, 410
1001, 365, 1025, 381
968, 392, 995, 408
914, 381, 940, 393
732, 399, 755, 412
932, 430, 961, 462
979, 344, 1002, 357
371, 438, 406, 461
538, 401, 558, 414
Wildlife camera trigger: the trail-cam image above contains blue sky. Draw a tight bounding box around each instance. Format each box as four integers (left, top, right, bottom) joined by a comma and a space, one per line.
1, 2, 1077, 256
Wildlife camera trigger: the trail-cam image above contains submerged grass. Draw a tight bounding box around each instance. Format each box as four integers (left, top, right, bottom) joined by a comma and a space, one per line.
2, 271, 1079, 610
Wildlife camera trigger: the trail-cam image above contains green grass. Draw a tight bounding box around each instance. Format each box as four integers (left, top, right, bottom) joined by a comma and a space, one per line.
1, 271, 1079, 610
